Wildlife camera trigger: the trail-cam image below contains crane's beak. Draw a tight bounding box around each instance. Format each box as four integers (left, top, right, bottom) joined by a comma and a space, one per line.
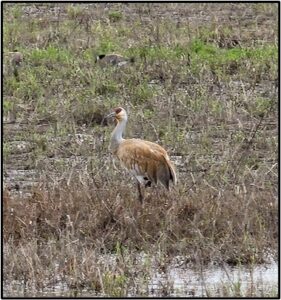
105, 111, 116, 119
101, 111, 116, 126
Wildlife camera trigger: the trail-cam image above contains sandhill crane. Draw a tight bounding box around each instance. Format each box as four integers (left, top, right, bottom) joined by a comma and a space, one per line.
95, 53, 135, 67
106, 107, 177, 203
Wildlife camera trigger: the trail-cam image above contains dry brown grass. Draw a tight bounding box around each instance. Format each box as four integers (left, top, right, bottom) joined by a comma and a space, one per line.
4, 171, 277, 259
3, 170, 278, 294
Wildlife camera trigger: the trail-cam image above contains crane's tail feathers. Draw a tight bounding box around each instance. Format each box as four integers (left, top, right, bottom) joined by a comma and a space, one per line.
167, 160, 177, 186
157, 159, 177, 190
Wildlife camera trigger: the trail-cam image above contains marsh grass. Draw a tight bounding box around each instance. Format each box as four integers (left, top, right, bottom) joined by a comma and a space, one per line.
3, 2, 278, 297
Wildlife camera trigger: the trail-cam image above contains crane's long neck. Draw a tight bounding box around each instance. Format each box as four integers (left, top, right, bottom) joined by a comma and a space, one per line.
110, 118, 127, 153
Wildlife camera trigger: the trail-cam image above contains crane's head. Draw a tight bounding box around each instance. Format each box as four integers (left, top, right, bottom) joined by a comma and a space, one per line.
95, 54, 106, 63
106, 107, 128, 122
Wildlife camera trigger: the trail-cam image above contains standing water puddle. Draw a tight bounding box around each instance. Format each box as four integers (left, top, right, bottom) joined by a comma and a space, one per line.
149, 261, 278, 297
3, 260, 278, 297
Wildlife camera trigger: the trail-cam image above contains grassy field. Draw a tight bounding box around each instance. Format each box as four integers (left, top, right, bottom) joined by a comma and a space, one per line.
3, 3, 278, 297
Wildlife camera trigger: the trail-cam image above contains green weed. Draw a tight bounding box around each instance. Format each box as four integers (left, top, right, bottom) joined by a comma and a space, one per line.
108, 11, 123, 22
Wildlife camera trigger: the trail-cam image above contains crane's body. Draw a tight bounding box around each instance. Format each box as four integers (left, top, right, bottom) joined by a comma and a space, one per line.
95, 54, 135, 67
106, 107, 177, 203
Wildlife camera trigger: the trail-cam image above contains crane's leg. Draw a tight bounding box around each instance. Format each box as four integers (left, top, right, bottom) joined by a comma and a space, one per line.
137, 182, 143, 204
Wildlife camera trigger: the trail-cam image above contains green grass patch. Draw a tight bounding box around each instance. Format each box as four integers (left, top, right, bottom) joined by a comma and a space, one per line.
190, 39, 277, 64
132, 82, 155, 103
29, 46, 73, 65
108, 11, 123, 22
128, 44, 189, 61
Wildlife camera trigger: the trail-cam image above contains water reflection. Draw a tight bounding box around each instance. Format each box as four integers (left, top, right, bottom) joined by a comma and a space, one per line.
4, 260, 278, 298
150, 260, 278, 297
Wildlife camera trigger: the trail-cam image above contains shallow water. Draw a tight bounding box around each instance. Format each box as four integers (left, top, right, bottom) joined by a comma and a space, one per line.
3, 260, 278, 298
149, 260, 278, 297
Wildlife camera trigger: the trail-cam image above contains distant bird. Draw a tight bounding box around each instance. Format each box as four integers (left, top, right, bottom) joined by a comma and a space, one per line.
95, 53, 135, 67
106, 107, 177, 203
10, 51, 23, 67
10, 51, 23, 80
